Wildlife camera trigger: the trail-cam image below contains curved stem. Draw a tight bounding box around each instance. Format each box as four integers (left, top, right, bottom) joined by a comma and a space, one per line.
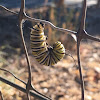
80, 0, 87, 30
24, 15, 77, 35
77, 41, 84, 100
19, 21, 32, 100
0, 5, 18, 15
0, 5, 77, 35
0, 77, 49, 100
20, 0, 25, 12
19, 1, 31, 99
19, 21, 32, 83
0, 68, 26, 85
84, 31, 100, 42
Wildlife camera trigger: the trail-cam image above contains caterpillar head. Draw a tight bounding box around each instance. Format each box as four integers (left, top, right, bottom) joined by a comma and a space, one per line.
33, 22, 45, 32
40, 22, 45, 27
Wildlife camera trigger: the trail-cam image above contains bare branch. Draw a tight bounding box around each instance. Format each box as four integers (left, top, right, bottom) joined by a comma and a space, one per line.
0, 67, 51, 100
80, 0, 87, 30
19, 1, 32, 99
76, 0, 87, 100
24, 15, 77, 35
20, 0, 25, 12
0, 77, 50, 100
87, 34, 100, 42
0, 68, 26, 85
84, 30, 100, 42
19, 20, 32, 100
0, 5, 77, 35
19, 20, 32, 83
77, 41, 84, 100
0, 5, 18, 15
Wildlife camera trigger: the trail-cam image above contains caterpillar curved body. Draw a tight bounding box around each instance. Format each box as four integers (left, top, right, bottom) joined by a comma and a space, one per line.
30, 23, 65, 66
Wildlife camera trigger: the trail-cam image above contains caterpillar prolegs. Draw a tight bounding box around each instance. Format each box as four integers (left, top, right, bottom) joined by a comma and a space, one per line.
30, 23, 65, 66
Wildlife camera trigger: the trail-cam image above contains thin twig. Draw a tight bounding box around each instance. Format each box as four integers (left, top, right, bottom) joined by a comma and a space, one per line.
77, 41, 84, 100
18, 0, 32, 99
0, 68, 26, 85
19, 20, 32, 100
0, 5, 18, 15
24, 15, 77, 35
1, 4, 99, 43
80, 0, 87, 30
76, 0, 87, 100
84, 30, 100, 42
0, 67, 51, 100
0, 5, 77, 35
0, 76, 50, 100
19, 19, 32, 85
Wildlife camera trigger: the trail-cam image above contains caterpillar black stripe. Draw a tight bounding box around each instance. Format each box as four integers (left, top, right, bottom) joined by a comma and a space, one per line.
30, 23, 65, 66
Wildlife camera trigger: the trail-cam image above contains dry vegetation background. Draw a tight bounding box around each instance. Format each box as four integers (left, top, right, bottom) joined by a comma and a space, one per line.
0, 0, 100, 100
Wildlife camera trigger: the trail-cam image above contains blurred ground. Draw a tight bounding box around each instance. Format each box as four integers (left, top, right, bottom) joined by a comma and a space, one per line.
0, 1, 100, 100
0, 39, 100, 100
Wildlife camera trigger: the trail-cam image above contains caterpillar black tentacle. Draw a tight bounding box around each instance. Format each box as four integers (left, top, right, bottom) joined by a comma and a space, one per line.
30, 23, 65, 66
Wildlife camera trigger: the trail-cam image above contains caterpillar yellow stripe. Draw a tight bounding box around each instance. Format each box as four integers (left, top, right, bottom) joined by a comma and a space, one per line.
30, 22, 65, 66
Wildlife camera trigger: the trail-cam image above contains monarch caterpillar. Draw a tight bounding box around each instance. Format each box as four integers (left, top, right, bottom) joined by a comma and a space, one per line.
30, 22, 65, 66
